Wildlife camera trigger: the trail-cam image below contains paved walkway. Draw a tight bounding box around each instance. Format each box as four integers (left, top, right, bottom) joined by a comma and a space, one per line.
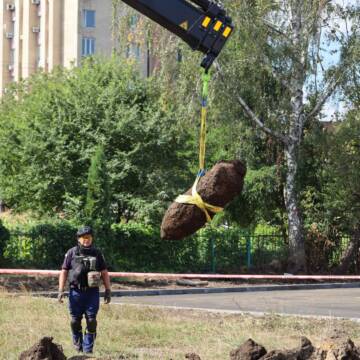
115, 287, 360, 319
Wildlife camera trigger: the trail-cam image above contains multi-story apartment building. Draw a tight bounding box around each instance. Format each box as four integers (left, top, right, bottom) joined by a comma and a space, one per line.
0, 0, 114, 94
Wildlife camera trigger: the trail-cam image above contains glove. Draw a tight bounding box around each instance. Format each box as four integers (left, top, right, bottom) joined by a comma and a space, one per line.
57, 291, 65, 303
104, 289, 111, 304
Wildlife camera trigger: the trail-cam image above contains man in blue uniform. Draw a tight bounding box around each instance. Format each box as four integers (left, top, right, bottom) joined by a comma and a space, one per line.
58, 226, 111, 354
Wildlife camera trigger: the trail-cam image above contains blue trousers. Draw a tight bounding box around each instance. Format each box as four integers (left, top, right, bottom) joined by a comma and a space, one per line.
69, 287, 99, 353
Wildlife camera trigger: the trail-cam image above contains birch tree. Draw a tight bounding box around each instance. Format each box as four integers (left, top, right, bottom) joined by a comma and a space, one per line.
113, 0, 358, 272
215, 0, 359, 273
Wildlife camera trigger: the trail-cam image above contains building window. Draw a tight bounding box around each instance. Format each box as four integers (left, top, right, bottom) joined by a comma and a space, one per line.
129, 15, 139, 30
10, 49, 15, 65
36, 49, 40, 67
37, 2, 42, 16
126, 43, 141, 60
82, 37, 96, 56
83, 10, 95, 28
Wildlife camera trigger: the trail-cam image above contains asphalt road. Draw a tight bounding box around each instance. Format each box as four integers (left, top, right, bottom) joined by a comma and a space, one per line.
115, 288, 360, 319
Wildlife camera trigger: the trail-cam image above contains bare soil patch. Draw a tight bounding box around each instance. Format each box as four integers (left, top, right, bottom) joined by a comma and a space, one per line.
19, 335, 360, 360
1, 275, 358, 294
0, 275, 244, 292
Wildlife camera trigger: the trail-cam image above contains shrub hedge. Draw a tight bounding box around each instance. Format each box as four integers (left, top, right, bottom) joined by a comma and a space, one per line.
0, 219, 10, 264
3, 221, 76, 268
1, 220, 286, 272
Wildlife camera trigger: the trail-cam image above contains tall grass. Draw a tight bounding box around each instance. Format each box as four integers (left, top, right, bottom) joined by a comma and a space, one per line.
1, 293, 360, 359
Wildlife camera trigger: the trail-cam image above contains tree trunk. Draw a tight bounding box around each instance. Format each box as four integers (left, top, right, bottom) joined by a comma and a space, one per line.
333, 226, 360, 275
283, 3, 307, 274
0, 200, 5, 213
284, 143, 306, 273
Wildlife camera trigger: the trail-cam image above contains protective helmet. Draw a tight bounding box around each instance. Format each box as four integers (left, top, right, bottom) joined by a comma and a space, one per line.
76, 226, 93, 238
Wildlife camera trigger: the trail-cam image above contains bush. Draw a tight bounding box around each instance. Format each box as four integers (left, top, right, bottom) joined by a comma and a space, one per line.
0, 58, 194, 225
3, 219, 287, 272
110, 223, 280, 273
4, 221, 76, 268
0, 219, 10, 263
110, 222, 206, 272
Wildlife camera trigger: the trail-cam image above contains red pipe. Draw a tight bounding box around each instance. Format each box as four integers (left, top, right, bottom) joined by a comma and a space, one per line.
0, 269, 60, 277
1, 269, 360, 280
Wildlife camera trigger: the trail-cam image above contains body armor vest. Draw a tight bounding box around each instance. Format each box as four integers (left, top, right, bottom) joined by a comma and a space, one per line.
69, 246, 100, 290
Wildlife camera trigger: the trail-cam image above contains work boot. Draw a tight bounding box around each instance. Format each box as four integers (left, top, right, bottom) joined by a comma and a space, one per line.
72, 331, 83, 352
83, 331, 96, 353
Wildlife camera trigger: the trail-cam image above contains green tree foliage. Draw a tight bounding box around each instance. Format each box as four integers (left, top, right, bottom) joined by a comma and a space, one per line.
0, 58, 195, 224
85, 144, 111, 225
324, 111, 360, 234
339, 8, 360, 109
225, 166, 284, 229
298, 122, 329, 229
0, 219, 10, 263
115, 0, 359, 272
3, 221, 76, 268
297, 110, 360, 238
322, 110, 360, 273
0, 3, 358, 274
294, 110, 360, 273
117, 2, 290, 233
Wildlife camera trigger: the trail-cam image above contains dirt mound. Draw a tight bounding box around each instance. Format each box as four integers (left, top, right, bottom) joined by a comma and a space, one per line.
161, 160, 246, 240
19, 337, 66, 360
0, 276, 58, 293
230, 338, 267, 360
20, 337, 140, 360
185, 354, 202, 360
230, 336, 360, 360
20, 335, 360, 360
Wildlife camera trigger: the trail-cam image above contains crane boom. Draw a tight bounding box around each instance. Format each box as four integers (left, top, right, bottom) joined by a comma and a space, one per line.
121, 0, 234, 70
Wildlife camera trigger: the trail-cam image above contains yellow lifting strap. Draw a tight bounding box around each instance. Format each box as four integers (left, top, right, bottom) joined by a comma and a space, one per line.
175, 69, 223, 222
198, 71, 209, 171
176, 175, 223, 222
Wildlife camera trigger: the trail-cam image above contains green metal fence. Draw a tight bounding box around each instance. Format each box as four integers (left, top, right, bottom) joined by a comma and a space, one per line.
205, 230, 287, 273
205, 230, 354, 274
2, 224, 355, 274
